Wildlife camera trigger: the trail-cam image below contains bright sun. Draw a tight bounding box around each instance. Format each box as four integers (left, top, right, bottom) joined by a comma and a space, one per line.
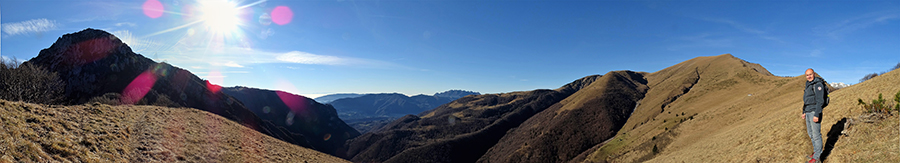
198, 0, 242, 34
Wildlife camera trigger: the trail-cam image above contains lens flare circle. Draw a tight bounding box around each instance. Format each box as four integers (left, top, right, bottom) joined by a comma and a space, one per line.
271, 6, 293, 25
143, 0, 164, 18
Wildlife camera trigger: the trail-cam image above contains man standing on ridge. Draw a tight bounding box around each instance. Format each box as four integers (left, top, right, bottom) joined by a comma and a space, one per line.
802, 68, 825, 163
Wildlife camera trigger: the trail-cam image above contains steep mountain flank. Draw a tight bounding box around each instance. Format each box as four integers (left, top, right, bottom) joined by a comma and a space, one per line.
22, 29, 344, 156
221, 86, 361, 155
0, 99, 350, 162
570, 54, 783, 162
343, 75, 602, 162
479, 71, 649, 163
571, 54, 900, 162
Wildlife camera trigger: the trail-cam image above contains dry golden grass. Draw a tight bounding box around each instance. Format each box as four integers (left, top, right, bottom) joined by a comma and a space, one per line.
0, 100, 349, 162
582, 54, 899, 162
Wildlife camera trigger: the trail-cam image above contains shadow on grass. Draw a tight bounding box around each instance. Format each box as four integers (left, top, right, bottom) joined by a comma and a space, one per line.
821, 117, 847, 161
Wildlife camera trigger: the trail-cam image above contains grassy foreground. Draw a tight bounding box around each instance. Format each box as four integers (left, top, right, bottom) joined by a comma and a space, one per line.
0, 100, 349, 162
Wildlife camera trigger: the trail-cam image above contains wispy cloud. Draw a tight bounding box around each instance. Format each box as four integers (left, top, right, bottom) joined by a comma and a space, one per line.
210, 61, 245, 68
666, 33, 733, 51
813, 10, 900, 40
699, 17, 765, 34
156, 46, 410, 70
692, 16, 788, 44
276, 51, 346, 65
1, 19, 59, 36
193, 71, 250, 75
810, 49, 823, 57
115, 22, 137, 27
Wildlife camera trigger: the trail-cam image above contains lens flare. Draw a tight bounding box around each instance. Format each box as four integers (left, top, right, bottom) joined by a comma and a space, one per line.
122, 70, 158, 104
285, 111, 295, 126
271, 6, 293, 25
69, 38, 116, 65
262, 106, 271, 114
142, 0, 164, 18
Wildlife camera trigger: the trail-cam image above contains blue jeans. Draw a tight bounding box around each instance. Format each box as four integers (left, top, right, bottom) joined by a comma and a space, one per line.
805, 112, 823, 159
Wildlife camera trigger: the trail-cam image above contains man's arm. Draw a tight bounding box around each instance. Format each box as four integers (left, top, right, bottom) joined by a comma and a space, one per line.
814, 82, 826, 118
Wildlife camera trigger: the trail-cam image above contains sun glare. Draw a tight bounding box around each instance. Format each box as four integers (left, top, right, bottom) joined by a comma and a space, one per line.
198, 0, 243, 34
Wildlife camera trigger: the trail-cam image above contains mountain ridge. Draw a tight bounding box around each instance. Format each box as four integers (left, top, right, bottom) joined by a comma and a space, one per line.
21, 28, 353, 156
343, 53, 812, 162
344, 75, 603, 162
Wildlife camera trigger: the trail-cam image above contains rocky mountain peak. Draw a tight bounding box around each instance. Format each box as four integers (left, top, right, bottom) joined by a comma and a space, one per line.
26, 28, 154, 104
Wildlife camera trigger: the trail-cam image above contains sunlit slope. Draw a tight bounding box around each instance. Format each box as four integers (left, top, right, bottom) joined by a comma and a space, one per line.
344, 75, 602, 162
642, 62, 900, 162
479, 71, 648, 163
578, 54, 899, 162
0, 100, 350, 162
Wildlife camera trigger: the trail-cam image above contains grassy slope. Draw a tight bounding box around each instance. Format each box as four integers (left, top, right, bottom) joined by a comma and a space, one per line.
647, 60, 900, 162
479, 71, 648, 163
0, 100, 349, 162
582, 54, 899, 162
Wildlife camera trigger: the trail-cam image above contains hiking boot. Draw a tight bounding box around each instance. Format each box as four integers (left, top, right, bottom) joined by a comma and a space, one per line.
808, 158, 821, 163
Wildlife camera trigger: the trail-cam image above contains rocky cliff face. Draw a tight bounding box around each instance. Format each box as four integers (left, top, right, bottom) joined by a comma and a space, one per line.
23, 28, 349, 156
27, 29, 155, 104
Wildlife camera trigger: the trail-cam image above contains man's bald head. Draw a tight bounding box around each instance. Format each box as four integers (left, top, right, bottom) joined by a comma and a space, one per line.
806, 68, 815, 82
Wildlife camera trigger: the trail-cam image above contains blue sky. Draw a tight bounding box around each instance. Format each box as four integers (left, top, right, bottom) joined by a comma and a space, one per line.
2, 0, 898, 98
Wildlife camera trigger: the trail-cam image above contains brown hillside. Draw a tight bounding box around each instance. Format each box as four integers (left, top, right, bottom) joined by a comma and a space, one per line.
575, 54, 899, 162
478, 71, 648, 163
0, 100, 349, 162
343, 75, 602, 162
221, 86, 361, 156
23, 29, 356, 156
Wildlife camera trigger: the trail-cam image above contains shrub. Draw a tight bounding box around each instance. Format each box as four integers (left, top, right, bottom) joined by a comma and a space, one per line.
857, 93, 891, 114
88, 93, 123, 105
859, 73, 879, 83
0, 57, 66, 104
152, 94, 180, 108
652, 144, 659, 154
895, 90, 900, 111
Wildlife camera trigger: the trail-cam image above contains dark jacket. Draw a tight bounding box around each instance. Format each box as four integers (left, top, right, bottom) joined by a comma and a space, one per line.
803, 77, 826, 117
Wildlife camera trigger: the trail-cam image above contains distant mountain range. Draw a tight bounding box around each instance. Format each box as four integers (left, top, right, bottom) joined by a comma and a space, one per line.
829, 82, 850, 89
314, 93, 364, 103
221, 86, 360, 155
324, 90, 480, 120
321, 90, 479, 133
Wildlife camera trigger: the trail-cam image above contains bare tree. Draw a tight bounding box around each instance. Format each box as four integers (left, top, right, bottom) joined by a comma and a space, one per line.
0, 57, 66, 104
859, 73, 879, 83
